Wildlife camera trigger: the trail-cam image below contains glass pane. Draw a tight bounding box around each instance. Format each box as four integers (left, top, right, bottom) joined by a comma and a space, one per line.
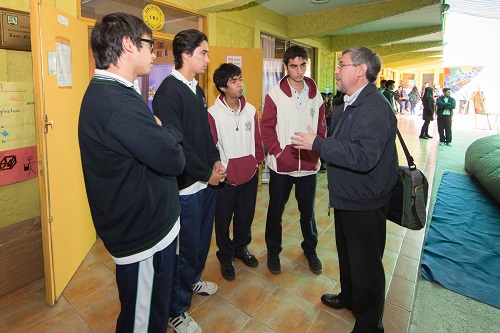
81, 0, 203, 35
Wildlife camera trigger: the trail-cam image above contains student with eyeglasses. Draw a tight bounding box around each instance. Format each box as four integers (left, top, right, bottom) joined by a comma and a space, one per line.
292, 46, 398, 333
79, 13, 185, 333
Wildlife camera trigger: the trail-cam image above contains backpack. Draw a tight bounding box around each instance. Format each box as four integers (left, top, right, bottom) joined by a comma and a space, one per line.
409, 92, 417, 102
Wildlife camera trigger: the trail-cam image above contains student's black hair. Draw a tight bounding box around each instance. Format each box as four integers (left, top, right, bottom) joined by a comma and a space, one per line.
213, 63, 242, 95
283, 45, 308, 66
173, 29, 208, 70
90, 12, 152, 69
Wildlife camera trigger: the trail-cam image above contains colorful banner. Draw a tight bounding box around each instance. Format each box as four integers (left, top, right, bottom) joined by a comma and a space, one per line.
0, 82, 37, 186
0, 145, 37, 186
444, 67, 483, 92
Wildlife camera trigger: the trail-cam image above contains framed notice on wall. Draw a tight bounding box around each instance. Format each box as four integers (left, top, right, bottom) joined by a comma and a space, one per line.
0, 8, 31, 51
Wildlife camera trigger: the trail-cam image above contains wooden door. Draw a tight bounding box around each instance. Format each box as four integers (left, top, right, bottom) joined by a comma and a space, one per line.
30, 0, 95, 305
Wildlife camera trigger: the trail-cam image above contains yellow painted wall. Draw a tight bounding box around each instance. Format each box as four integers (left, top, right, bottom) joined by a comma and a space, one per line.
0, 1, 39, 228
212, 4, 334, 92
0, 1, 337, 228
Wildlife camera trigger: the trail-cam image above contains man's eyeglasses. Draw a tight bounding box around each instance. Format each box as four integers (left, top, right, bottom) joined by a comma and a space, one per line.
336, 63, 357, 70
140, 38, 154, 53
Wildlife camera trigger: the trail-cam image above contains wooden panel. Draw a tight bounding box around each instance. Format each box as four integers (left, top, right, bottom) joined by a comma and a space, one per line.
0, 218, 44, 297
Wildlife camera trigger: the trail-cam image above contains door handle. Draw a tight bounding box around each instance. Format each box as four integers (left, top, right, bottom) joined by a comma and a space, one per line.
44, 114, 53, 133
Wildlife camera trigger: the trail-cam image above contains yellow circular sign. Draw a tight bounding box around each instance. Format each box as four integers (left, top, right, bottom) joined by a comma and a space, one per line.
142, 4, 165, 31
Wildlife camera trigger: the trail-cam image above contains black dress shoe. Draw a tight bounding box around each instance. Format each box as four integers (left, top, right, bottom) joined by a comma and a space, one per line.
419, 135, 428, 139
220, 262, 235, 281
235, 251, 259, 267
267, 253, 281, 275
425, 135, 433, 138
321, 294, 351, 310
305, 253, 322, 275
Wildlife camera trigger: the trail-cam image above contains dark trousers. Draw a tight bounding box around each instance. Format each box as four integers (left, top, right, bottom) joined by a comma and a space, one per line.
334, 202, 390, 333
265, 170, 318, 256
116, 240, 176, 333
437, 116, 452, 143
420, 119, 431, 137
215, 172, 258, 263
170, 186, 216, 318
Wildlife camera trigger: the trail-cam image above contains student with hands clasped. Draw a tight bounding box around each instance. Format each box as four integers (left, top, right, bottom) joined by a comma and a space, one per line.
208, 63, 265, 281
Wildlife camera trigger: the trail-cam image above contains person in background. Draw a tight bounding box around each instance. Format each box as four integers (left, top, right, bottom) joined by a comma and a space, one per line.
394, 85, 409, 113
153, 29, 226, 333
436, 88, 456, 146
408, 86, 421, 115
382, 80, 396, 113
79, 13, 185, 333
291, 46, 398, 333
208, 63, 265, 281
378, 79, 387, 93
261, 45, 326, 276
332, 89, 345, 107
419, 86, 435, 139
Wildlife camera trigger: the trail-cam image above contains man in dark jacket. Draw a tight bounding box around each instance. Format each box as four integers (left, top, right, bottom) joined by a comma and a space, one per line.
436, 88, 456, 146
292, 46, 398, 333
79, 13, 185, 333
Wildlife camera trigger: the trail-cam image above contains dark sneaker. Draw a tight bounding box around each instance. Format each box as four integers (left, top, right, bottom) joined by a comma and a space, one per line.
306, 253, 322, 275
235, 251, 258, 267
220, 262, 235, 281
267, 253, 281, 275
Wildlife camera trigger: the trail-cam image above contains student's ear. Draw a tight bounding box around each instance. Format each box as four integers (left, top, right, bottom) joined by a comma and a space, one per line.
122, 36, 134, 53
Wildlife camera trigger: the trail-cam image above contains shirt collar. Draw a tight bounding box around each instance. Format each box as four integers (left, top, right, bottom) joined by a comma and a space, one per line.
171, 69, 198, 89
94, 69, 141, 95
343, 84, 367, 107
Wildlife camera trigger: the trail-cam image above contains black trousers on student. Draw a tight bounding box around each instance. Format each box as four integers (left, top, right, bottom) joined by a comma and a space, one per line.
334, 202, 390, 333
265, 170, 318, 256
437, 115, 453, 143
215, 172, 258, 264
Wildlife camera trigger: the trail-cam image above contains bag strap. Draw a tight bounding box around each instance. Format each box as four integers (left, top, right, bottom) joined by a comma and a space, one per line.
396, 129, 417, 170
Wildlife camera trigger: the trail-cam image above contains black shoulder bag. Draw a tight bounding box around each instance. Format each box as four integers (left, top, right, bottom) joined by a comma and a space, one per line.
387, 130, 429, 230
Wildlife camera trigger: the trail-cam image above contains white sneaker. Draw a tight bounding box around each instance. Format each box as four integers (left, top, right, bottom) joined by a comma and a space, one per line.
169, 312, 202, 333
192, 280, 218, 296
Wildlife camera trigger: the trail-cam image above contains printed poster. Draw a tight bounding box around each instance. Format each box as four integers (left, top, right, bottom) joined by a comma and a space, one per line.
0, 82, 37, 186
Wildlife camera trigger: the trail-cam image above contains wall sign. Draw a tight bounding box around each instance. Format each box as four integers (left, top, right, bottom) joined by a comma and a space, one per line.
0, 8, 30, 51
142, 4, 165, 31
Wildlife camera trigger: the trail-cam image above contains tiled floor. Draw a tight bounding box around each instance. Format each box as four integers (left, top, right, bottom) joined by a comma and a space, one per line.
0, 113, 438, 333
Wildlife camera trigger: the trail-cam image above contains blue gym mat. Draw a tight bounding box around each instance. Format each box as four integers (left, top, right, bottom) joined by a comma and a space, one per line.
421, 172, 500, 308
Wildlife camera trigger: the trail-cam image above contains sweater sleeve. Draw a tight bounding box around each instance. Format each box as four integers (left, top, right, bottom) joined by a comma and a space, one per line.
261, 93, 282, 156
317, 102, 327, 138
254, 112, 265, 164
107, 98, 185, 176
153, 82, 213, 183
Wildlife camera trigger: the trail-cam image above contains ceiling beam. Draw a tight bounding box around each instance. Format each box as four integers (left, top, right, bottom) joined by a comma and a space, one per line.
384, 57, 443, 70
372, 41, 443, 56
287, 0, 441, 39
193, 0, 254, 13
382, 51, 442, 64
330, 25, 442, 51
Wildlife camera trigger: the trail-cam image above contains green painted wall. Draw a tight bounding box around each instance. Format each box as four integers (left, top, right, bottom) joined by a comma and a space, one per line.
0, 1, 39, 229
212, 3, 334, 92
